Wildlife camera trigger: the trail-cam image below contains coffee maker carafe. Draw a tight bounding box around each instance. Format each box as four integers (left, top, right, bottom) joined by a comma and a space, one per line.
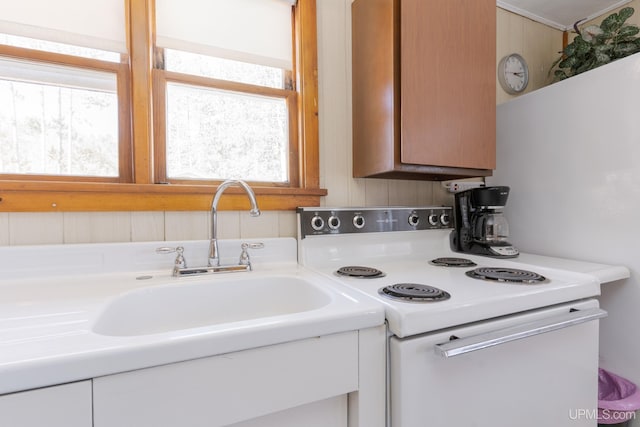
450, 186, 519, 258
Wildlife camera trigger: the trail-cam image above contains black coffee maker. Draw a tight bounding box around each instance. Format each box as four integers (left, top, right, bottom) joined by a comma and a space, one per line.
450, 186, 519, 258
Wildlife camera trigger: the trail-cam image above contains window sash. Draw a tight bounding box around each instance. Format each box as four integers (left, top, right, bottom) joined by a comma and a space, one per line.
153, 69, 300, 188
0, 57, 117, 91
162, 48, 287, 90
165, 83, 290, 183
0, 44, 132, 183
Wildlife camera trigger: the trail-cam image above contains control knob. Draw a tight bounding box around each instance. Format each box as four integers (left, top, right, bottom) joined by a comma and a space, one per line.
440, 212, 451, 226
353, 214, 365, 229
408, 213, 420, 227
428, 213, 439, 226
311, 215, 325, 231
328, 215, 341, 230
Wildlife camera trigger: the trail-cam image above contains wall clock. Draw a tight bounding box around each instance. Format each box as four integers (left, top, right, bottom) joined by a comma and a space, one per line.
497, 53, 529, 95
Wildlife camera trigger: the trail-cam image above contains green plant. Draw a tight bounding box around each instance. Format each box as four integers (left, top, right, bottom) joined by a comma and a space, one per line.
550, 7, 640, 81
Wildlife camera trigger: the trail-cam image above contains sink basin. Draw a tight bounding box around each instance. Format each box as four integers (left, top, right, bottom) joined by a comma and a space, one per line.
92, 275, 333, 336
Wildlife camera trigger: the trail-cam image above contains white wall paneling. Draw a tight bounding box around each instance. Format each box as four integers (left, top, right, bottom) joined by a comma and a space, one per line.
363, 180, 389, 207
239, 210, 280, 239
8, 212, 64, 245
317, 0, 352, 207
63, 212, 132, 244
131, 211, 165, 242
277, 210, 297, 238
164, 211, 209, 241
0, 213, 8, 246
214, 211, 241, 240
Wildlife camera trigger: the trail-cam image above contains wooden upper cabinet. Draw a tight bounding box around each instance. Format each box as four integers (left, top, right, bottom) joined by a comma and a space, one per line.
352, 0, 496, 180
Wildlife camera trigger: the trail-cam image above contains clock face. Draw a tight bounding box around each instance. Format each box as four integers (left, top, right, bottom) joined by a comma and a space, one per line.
498, 54, 529, 94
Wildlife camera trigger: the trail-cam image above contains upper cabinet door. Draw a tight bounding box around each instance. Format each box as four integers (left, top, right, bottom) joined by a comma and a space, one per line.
400, 0, 496, 170
352, 0, 496, 180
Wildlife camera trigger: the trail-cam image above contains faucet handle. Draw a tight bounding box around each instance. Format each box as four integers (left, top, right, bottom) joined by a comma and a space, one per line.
241, 242, 265, 250
239, 242, 264, 270
156, 246, 187, 272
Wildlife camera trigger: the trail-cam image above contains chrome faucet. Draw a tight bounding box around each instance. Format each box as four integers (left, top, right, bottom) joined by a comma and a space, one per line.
209, 179, 261, 266
156, 179, 263, 277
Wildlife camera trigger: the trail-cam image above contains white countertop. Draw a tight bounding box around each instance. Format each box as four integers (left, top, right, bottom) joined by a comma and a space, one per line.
0, 238, 385, 395
299, 229, 631, 337
513, 252, 630, 285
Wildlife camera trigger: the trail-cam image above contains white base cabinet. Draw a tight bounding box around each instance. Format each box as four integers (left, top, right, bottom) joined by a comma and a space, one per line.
93, 331, 359, 427
0, 381, 92, 427
228, 396, 347, 427
0, 327, 385, 427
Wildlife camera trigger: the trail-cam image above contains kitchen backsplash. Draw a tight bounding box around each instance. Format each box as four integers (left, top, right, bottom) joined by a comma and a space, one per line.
0, 180, 452, 246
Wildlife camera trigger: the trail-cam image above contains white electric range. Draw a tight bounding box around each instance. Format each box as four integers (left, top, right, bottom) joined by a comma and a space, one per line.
297, 206, 629, 427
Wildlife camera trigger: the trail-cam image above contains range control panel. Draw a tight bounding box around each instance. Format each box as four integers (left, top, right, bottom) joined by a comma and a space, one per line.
297, 207, 453, 239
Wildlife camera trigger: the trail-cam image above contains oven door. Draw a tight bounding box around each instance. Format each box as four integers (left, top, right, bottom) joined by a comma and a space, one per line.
389, 299, 603, 427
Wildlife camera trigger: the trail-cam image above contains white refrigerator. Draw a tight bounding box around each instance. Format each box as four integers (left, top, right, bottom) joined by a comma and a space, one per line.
489, 52, 640, 389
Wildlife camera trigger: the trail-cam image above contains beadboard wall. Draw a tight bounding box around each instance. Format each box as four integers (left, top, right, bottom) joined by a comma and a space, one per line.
0, 2, 565, 246
496, 7, 563, 104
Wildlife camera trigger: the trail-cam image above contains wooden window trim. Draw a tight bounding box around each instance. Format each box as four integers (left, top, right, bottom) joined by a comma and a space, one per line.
0, 0, 324, 212
0, 180, 327, 211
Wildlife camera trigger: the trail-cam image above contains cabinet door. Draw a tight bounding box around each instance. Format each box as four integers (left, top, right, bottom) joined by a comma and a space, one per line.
93, 332, 358, 427
400, 0, 495, 170
0, 381, 92, 427
229, 396, 347, 427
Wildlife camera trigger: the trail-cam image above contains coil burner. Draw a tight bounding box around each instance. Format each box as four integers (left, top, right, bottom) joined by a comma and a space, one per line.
336, 266, 386, 278
430, 257, 477, 267
466, 267, 547, 284
379, 283, 451, 302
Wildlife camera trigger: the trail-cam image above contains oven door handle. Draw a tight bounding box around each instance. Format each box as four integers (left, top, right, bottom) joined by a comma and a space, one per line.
434, 307, 607, 358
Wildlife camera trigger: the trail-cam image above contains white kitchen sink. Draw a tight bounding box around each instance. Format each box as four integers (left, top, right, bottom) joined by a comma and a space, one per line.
92, 275, 333, 336
0, 238, 384, 395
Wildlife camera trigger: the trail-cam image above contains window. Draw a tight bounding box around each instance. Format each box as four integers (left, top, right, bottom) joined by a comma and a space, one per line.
161, 80, 291, 183
0, 58, 121, 178
154, 0, 298, 186
0, 0, 323, 212
0, 0, 129, 183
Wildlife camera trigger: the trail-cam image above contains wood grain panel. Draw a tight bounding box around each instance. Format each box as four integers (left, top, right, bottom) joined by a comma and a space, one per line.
400, 0, 496, 170
0, 181, 325, 212
129, 0, 155, 184
352, 0, 495, 179
352, 0, 399, 177
0, 191, 323, 212
297, 0, 321, 189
